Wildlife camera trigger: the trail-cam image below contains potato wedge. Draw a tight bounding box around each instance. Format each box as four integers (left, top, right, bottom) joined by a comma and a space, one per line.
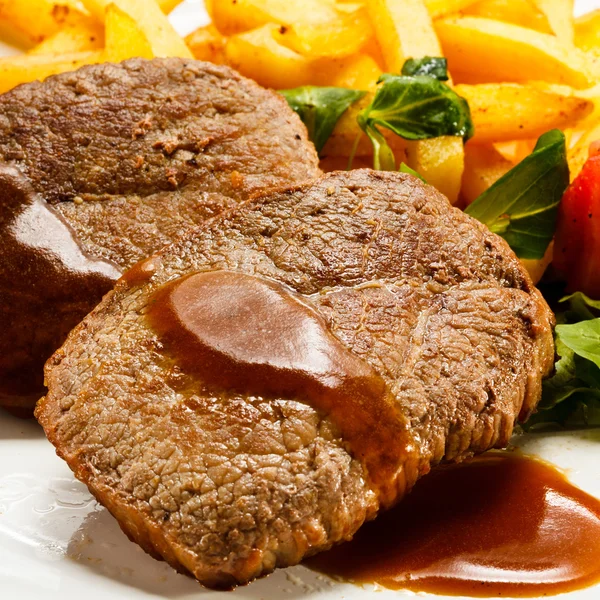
186, 24, 226, 63
157, 0, 182, 13
575, 10, 600, 52
81, 0, 192, 58
0, 50, 103, 94
312, 53, 381, 89
83, 0, 179, 18
365, 0, 441, 73
424, 0, 480, 19
530, 0, 574, 44
436, 17, 594, 88
464, 0, 552, 34
28, 13, 104, 55
104, 3, 153, 61
0, 0, 84, 49
461, 144, 513, 205
457, 83, 593, 144
521, 243, 553, 284
225, 24, 314, 89
406, 136, 464, 203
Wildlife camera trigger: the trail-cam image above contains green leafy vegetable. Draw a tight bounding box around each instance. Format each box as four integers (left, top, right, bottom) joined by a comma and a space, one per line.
400, 162, 427, 182
465, 129, 569, 260
401, 56, 449, 81
280, 86, 365, 154
524, 293, 600, 431
357, 72, 473, 171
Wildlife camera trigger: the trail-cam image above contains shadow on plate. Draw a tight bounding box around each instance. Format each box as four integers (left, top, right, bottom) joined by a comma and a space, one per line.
0, 409, 44, 440
67, 505, 333, 599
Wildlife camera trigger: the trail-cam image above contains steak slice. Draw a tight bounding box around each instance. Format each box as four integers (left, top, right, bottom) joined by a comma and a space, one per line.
36, 170, 555, 588
0, 57, 320, 411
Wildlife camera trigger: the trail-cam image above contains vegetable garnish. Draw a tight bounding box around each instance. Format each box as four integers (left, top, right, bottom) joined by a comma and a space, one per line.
357, 71, 473, 170
399, 162, 426, 182
280, 86, 365, 154
401, 56, 449, 80
466, 129, 569, 260
525, 293, 600, 430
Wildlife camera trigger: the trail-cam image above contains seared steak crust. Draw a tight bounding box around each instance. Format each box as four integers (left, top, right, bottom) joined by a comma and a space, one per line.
0, 57, 320, 411
37, 170, 554, 588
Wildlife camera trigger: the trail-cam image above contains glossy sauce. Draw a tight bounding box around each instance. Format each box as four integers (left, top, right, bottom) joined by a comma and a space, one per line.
147, 270, 416, 501
307, 453, 600, 597
0, 166, 121, 405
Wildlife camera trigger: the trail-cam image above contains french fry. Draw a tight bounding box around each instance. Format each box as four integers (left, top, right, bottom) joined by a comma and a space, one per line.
104, 3, 153, 62
456, 83, 593, 144
435, 17, 594, 88
225, 24, 314, 89
461, 144, 513, 205
209, 0, 341, 36
530, 0, 574, 44
424, 0, 480, 19
406, 136, 464, 202
277, 7, 374, 59
568, 120, 600, 179
312, 53, 381, 89
364, 0, 463, 203
365, 0, 441, 73
464, 0, 552, 34
157, 0, 183, 13
80, 0, 192, 58
575, 10, 600, 52
0, 50, 103, 94
0, 0, 84, 49
186, 25, 226, 64
494, 139, 537, 162
28, 13, 104, 55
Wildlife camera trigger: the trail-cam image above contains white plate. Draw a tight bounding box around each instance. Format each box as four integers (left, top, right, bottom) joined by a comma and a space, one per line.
1, 1, 600, 598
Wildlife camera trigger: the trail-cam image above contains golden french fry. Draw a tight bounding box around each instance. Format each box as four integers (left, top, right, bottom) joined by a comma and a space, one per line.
104, 3, 153, 61
365, 0, 441, 73
568, 120, 600, 179
80, 0, 192, 58
457, 83, 593, 144
530, 0, 574, 44
277, 6, 374, 59
521, 243, 553, 284
0, 0, 85, 49
28, 13, 104, 55
424, 0, 480, 19
312, 53, 381, 89
436, 16, 593, 88
225, 24, 314, 89
406, 137, 464, 203
464, 0, 552, 34
461, 144, 513, 205
575, 10, 600, 52
493, 139, 537, 162
157, 0, 183, 13
0, 50, 103, 94
185, 25, 226, 63
210, 0, 340, 36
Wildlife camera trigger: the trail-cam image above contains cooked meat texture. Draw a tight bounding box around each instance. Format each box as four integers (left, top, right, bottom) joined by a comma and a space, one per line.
37, 170, 555, 588
0, 57, 320, 412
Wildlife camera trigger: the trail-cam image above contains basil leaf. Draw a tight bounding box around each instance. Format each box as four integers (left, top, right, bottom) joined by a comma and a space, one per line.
401, 57, 448, 81
280, 86, 365, 154
400, 162, 427, 183
556, 319, 600, 369
359, 74, 474, 143
465, 129, 569, 260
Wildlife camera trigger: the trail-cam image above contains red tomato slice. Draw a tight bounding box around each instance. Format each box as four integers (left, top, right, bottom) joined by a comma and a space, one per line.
554, 154, 600, 298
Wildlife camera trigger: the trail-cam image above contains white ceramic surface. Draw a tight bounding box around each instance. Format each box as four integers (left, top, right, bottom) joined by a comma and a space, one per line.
1, 1, 600, 598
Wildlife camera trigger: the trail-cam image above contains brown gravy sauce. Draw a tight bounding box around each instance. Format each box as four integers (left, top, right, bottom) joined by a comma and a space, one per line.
0, 166, 121, 404
147, 270, 415, 501
307, 453, 600, 597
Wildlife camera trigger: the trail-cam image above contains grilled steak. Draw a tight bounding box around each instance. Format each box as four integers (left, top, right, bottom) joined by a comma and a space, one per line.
0, 57, 320, 412
36, 170, 555, 588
